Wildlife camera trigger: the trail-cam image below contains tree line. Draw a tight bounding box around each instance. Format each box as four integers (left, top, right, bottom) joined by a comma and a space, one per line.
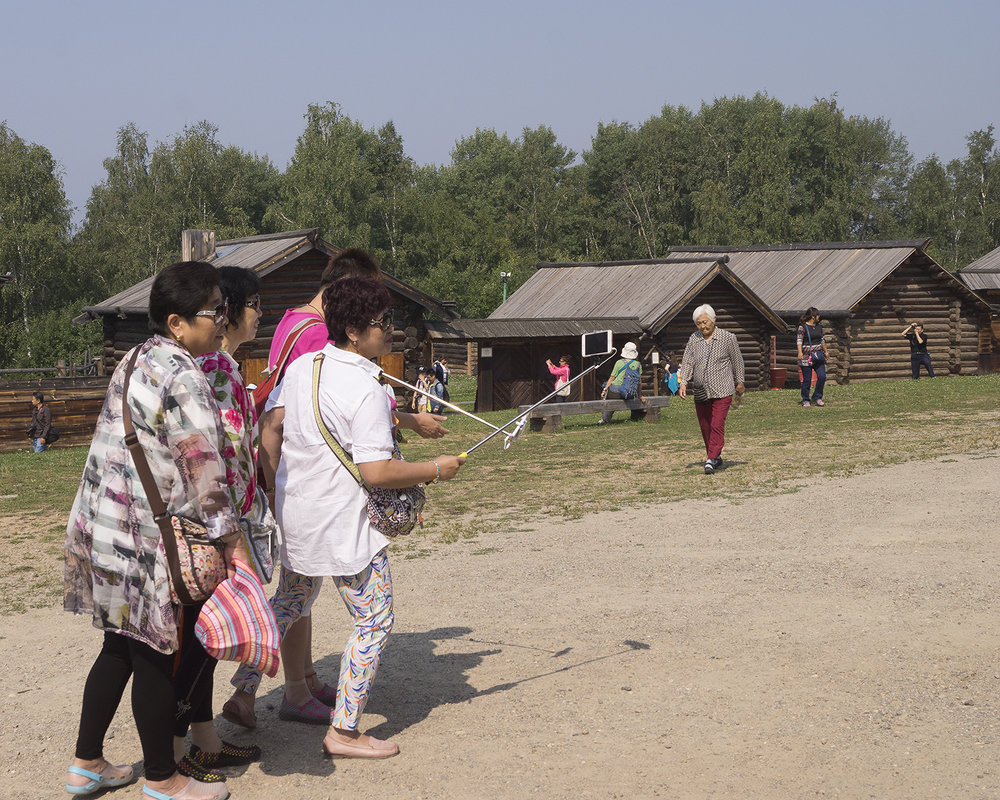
2, 94, 999, 369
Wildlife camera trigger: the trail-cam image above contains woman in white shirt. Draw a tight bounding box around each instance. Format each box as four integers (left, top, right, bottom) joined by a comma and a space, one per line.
260, 277, 464, 758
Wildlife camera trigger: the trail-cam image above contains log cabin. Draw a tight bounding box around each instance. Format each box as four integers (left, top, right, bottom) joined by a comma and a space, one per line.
426, 256, 787, 411
74, 229, 458, 387
956, 245, 1000, 373
672, 240, 995, 385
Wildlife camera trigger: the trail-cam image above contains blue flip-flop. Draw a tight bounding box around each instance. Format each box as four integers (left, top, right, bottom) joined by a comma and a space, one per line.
65, 764, 135, 795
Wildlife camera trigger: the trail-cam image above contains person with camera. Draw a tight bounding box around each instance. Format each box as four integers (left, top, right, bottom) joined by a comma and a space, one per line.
902, 322, 935, 379
545, 354, 572, 403
797, 307, 828, 407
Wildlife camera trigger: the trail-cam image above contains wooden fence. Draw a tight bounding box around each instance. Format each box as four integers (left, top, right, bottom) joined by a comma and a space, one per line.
0, 377, 109, 452
429, 341, 478, 375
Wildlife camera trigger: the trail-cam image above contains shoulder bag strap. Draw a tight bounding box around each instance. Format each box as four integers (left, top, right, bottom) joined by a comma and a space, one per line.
121, 346, 197, 605
310, 352, 373, 492
805, 325, 813, 348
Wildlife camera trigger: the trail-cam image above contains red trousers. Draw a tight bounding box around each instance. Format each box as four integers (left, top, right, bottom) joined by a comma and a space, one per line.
694, 396, 732, 460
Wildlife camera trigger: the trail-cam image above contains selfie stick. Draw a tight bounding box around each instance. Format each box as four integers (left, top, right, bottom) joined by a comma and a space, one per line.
380, 373, 527, 449
459, 349, 619, 458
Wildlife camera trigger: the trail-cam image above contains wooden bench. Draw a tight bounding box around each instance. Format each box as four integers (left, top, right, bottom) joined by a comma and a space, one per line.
517, 396, 671, 432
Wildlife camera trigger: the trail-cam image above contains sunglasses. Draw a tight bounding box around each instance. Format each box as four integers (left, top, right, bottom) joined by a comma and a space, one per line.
194, 302, 229, 326
244, 296, 262, 311
369, 311, 394, 332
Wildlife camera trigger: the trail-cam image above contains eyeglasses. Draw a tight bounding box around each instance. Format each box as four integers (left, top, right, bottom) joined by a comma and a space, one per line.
194, 302, 228, 325
244, 297, 261, 311
369, 311, 394, 332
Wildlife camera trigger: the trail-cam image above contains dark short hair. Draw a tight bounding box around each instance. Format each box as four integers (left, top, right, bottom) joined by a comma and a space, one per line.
32, 391, 44, 403
148, 261, 220, 335
323, 277, 393, 345
217, 266, 260, 330
319, 248, 382, 288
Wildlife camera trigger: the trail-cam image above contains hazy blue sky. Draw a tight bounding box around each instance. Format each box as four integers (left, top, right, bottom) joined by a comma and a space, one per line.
2, 0, 997, 225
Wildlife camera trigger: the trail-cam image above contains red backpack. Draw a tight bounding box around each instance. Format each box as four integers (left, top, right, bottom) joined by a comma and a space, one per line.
251, 318, 324, 418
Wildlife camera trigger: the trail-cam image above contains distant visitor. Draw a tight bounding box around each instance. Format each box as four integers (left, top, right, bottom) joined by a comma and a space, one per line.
26, 391, 55, 452
902, 322, 934, 379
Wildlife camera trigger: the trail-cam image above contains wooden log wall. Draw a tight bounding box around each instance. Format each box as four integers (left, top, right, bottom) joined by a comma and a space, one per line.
0, 377, 110, 452
429, 341, 473, 375
844, 258, 989, 382
652, 276, 776, 390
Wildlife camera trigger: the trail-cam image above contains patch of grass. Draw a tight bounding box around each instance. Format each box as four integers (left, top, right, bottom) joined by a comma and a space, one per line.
402, 375, 1000, 529
0, 447, 89, 516
4, 374, 1000, 615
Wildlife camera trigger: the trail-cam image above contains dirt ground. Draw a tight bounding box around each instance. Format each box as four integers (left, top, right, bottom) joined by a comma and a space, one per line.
2, 453, 999, 799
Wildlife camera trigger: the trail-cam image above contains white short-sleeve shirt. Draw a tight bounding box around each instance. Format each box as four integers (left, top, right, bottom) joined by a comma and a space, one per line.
268, 343, 392, 576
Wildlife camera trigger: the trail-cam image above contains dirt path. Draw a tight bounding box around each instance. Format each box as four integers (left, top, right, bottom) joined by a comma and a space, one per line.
2, 454, 998, 799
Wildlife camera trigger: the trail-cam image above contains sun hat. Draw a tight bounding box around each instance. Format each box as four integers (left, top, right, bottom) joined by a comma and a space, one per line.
622, 342, 638, 359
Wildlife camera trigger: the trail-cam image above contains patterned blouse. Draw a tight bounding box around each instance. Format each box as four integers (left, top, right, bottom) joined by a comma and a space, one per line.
196, 350, 258, 515
679, 328, 745, 399
64, 336, 240, 654
797, 323, 825, 367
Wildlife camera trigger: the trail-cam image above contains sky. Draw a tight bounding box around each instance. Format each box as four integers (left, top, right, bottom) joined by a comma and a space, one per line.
2, 0, 998, 226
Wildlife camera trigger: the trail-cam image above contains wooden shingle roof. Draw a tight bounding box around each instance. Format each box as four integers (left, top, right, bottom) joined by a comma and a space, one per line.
957, 245, 1000, 292
671, 240, 936, 316
487, 256, 786, 335
425, 317, 644, 340
77, 229, 457, 320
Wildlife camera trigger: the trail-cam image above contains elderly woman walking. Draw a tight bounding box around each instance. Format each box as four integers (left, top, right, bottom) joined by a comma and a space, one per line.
678, 304, 745, 475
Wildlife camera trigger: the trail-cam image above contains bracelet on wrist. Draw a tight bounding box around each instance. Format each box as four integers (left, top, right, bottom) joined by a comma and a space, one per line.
430, 460, 441, 484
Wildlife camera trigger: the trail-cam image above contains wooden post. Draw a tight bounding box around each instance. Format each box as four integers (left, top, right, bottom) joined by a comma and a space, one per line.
181, 230, 216, 262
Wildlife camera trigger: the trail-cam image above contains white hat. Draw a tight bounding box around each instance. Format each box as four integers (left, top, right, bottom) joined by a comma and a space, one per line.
622, 342, 638, 359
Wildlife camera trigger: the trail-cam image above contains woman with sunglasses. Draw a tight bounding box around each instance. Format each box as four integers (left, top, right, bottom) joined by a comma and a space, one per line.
260, 277, 464, 758
166, 267, 268, 781
64, 261, 241, 799
224, 250, 452, 731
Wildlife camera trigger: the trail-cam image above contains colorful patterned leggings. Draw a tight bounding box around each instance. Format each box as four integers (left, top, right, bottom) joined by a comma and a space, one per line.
331, 549, 394, 730
230, 565, 323, 695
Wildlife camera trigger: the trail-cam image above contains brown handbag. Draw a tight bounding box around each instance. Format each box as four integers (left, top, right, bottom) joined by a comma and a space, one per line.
121, 347, 227, 606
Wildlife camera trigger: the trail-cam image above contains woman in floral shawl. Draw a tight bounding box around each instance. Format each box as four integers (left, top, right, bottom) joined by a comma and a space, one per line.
63, 261, 240, 800
164, 267, 269, 781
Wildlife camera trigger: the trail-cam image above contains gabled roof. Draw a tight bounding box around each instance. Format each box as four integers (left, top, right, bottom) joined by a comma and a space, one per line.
483, 255, 786, 336
425, 317, 644, 341
77, 229, 457, 321
957, 245, 1000, 292
671, 239, 989, 316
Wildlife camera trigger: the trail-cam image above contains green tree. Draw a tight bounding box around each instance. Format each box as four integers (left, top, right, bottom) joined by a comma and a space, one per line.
267, 103, 379, 249
904, 156, 956, 264
77, 121, 279, 296
949, 126, 1000, 266
0, 123, 73, 365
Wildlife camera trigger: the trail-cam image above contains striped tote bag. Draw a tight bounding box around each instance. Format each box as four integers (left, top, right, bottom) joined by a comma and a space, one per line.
195, 558, 280, 677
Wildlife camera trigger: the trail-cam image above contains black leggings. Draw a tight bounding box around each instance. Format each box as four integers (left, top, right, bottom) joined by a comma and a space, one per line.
74, 632, 177, 781
172, 603, 218, 737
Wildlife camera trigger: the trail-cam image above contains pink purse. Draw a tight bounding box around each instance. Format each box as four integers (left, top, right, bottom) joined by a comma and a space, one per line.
195, 557, 280, 677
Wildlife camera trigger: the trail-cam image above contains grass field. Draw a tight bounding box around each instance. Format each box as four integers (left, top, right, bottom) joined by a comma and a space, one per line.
2, 374, 998, 611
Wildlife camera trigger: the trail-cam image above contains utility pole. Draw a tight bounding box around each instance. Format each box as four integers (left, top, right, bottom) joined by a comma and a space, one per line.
500, 271, 511, 303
